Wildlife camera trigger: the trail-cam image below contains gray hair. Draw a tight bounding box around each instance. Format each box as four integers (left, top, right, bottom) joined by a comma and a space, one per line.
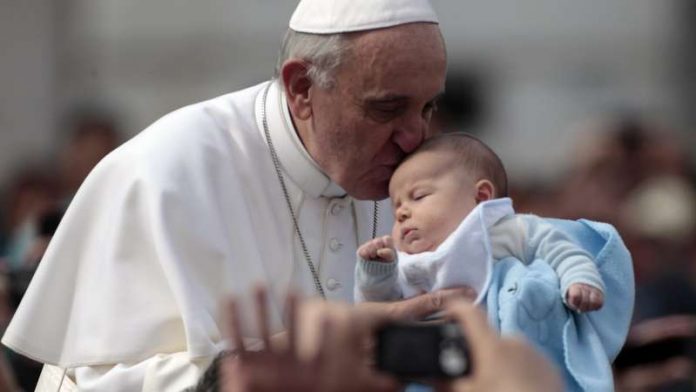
274, 29, 350, 90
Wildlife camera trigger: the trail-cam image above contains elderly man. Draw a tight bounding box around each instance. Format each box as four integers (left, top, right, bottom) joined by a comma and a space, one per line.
3, 0, 453, 390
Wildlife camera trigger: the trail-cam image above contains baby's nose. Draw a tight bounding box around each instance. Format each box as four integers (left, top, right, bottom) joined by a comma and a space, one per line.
397, 207, 410, 222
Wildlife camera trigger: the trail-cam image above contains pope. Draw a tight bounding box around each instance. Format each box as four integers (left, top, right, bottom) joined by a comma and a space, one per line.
2, 0, 463, 390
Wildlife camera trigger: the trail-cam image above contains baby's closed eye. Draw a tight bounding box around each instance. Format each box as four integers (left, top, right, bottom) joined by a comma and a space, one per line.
412, 190, 432, 201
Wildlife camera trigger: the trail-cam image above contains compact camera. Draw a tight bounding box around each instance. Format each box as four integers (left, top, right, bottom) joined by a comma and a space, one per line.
375, 321, 471, 380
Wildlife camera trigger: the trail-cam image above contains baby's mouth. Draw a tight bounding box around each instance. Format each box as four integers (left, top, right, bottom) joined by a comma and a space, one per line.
402, 227, 416, 241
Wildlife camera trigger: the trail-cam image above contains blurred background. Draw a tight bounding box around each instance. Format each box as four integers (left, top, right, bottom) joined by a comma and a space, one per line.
1, 0, 695, 390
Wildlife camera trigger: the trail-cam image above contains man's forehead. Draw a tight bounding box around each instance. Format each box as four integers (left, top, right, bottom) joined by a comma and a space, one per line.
338, 24, 446, 95
347, 22, 444, 59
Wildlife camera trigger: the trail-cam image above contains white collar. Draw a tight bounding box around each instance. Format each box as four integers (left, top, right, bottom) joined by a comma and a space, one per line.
255, 80, 346, 198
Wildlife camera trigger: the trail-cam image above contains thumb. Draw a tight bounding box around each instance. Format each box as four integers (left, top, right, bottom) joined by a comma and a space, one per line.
445, 301, 497, 360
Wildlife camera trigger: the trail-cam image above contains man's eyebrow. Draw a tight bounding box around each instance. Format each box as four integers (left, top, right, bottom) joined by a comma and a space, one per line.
364, 94, 409, 104
429, 91, 445, 105
363, 90, 445, 105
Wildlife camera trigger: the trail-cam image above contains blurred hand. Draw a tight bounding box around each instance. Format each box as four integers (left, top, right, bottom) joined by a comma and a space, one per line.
220, 287, 399, 392
219, 289, 562, 392
440, 301, 564, 392
357, 287, 477, 322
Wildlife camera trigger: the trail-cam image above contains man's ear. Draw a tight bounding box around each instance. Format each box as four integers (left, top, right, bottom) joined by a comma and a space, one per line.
281, 59, 313, 120
475, 179, 495, 203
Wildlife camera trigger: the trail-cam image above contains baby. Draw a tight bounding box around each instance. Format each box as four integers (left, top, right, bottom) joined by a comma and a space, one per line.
355, 132, 604, 312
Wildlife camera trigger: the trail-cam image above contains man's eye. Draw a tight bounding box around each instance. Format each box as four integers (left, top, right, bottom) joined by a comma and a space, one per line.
422, 101, 438, 118
375, 104, 399, 112
367, 103, 406, 122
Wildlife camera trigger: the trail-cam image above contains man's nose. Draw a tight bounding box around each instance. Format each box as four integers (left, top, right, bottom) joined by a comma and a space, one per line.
392, 120, 426, 154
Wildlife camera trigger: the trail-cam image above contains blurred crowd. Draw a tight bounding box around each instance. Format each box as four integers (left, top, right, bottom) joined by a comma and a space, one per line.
510, 114, 696, 391
1, 88, 695, 391
0, 108, 122, 391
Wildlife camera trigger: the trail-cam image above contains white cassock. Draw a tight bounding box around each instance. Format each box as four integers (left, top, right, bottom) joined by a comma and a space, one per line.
2, 80, 392, 391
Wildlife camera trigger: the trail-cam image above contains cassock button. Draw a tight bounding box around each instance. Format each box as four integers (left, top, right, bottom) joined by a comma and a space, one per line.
326, 278, 341, 291
330, 203, 344, 216
329, 238, 343, 252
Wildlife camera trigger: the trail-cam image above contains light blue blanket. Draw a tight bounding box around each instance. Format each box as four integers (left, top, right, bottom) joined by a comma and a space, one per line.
486, 219, 634, 391
405, 219, 633, 392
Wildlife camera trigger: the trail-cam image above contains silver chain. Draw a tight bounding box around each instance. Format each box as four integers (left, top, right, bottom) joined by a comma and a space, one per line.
260, 83, 379, 299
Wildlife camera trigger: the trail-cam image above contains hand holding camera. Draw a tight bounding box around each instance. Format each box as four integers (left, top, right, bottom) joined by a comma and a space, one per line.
376, 321, 471, 380
219, 287, 562, 392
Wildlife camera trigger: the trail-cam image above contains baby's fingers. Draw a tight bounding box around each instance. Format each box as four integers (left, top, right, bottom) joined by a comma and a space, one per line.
566, 286, 586, 311
376, 248, 396, 262
358, 240, 380, 259
567, 284, 604, 312
381, 235, 394, 250
588, 289, 604, 310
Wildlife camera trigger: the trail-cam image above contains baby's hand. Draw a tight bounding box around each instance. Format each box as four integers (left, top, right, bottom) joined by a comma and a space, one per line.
566, 283, 604, 312
357, 235, 396, 262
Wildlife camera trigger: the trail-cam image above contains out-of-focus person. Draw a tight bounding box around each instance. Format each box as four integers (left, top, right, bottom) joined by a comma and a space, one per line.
0, 107, 120, 391
0, 170, 56, 272
545, 112, 696, 391
554, 114, 690, 224
614, 315, 696, 392
56, 107, 122, 205
215, 289, 563, 392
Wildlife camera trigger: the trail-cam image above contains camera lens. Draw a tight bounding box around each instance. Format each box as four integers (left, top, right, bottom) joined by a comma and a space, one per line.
439, 342, 468, 376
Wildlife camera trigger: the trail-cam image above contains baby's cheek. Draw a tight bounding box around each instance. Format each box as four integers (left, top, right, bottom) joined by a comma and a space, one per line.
391, 226, 402, 250
428, 225, 449, 250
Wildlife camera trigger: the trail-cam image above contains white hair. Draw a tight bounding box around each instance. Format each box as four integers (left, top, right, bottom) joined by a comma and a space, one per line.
274, 29, 350, 90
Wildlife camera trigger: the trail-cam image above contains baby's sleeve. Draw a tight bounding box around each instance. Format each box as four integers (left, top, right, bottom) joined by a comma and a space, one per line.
496, 215, 605, 301
353, 255, 403, 302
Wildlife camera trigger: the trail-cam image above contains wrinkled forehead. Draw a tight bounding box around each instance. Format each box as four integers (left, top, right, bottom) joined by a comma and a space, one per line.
346, 22, 443, 53
338, 23, 446, 88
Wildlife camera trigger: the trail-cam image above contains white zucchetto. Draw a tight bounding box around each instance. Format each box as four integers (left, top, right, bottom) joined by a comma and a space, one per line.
289, 0, 439, 34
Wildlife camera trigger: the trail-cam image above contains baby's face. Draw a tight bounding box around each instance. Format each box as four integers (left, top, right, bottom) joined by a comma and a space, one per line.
389, 150, 479, 254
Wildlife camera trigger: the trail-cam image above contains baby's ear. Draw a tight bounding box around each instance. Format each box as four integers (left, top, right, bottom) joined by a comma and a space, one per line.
475, 179, 495, 203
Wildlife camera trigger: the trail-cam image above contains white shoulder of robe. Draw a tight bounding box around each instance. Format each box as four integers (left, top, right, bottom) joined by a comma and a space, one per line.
2, 81, 292, 367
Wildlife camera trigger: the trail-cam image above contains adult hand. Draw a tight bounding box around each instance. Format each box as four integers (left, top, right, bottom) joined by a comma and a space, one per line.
441, 301, 564, 392
357, 287, 477, 321
220, 287, 399, 392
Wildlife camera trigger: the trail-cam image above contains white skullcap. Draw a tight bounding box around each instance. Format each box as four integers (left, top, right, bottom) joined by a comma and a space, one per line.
289, 0, 439, 34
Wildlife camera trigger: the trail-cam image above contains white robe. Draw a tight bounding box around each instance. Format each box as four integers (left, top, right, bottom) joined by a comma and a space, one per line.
3, 80, 392, 390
